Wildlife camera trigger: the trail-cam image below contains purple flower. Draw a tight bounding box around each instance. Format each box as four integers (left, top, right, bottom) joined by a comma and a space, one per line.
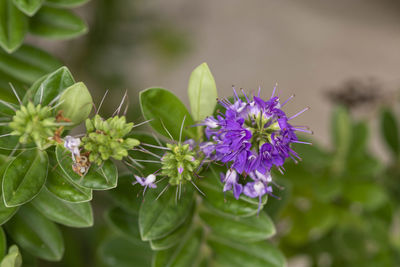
133, 174, 157, 194
64, 136, 81, 161
220, 169, 243, 199
201, 87, 310, 202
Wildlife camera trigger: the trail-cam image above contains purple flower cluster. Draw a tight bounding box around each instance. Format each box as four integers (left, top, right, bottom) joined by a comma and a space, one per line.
201, 88, 310, 208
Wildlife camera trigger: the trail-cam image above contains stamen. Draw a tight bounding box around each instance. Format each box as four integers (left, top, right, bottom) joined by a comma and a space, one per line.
179, 115, 186, 144
241, 89, 250, 102
127, 156, 144, 168
190, 181, 205, 196
0, 99, 16, 112
113, 90, 128, 116
271, 83, 277, 97
281, 94, 295, 107
152, 133, 163, 147
48, 94, 62, 107
160, 119, 174, 141
132, 119, 153, 129
96, 90, 109, 115
141, 143, 171, 150
135, 146, 161, 159
155, 185, 170, 200
289, 107, 310, 121
9, 83, 22, 105
293, 140, 312, 145
133, 159, 162, 164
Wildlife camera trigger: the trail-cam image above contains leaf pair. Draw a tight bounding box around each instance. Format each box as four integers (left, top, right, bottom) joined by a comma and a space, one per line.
140, 63, 217, 141
0, 0, 88, 53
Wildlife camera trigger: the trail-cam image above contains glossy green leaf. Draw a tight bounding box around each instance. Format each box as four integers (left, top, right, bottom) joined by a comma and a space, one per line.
98, 237, 152, 267
207, 236, 285, 267
56, 145, 118, 190
0, 228, 6, 258
31, 188, 93, 227
198, 166, 266, 217
150, 214, 191, 251
0, 0, 28, 53
45, 0, 89, 7
105, 207, 141, 242
0, 44, 61, 87
29, 6, 88, 39
140, 88, 197, 140
108, 174, 141, 214
152, 228, 203, 267
0, 245, 22, 267
5, 205, 64, 261
199, 208, 275, 242
58, 82, 92, 125
139, 182, 194, 241
12, 0, 43, 16
0, 126, 19, 153
23, 66, 75, 106
0, 161, 18, 225
46, 159, 92, 203
380, 108, 400, 157
2, 149, 48, 207
187, 62, 217, 121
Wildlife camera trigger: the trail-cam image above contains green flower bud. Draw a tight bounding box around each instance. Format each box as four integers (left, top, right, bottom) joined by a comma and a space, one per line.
81, 115, 139, 165
9, 102, 57, 149
161, 143, 200, 186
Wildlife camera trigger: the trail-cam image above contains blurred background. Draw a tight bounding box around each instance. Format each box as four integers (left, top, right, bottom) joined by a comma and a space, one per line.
24, 0, 400, 266
47, 0, 400, 148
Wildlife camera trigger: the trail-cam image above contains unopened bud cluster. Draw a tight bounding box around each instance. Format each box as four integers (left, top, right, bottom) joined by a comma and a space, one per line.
82, 115, 139, 165
161, 143, 200, 185
9, 102, 57, 149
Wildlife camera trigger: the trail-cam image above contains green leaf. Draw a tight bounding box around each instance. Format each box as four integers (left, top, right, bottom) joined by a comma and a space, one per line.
150, 214, 191, 251
98, 237, 152, 267
31, 187, 93, 227
139, 182, 194, 241
0, 161, 18, 225
2, 149, 48, 207
187, 62, 217, 121
0, 44, 62, 85
0, 227, 6, 258
207, 236, 285, 267
331, 106, 352, 174
350, 121, 368, 156
140, 88, 197, 140
29, 6, 88, 39
46, 158, 92, 203
108, 174, 141, 214
58, 82, 92, 125
0, 0, 28, 53
0, 126, 19, 153
105, 207, 141, 242
23, 66, 75, 105
152, 228, 203, 267
4, 205, 64, 261
199, 208, 275, 242
12, 0, 44, 16
45, 0, 89, 7
0, 245, 22, 267
380, 108, 400, 157
56, 145, 118, 190
197, 166, 266, 217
